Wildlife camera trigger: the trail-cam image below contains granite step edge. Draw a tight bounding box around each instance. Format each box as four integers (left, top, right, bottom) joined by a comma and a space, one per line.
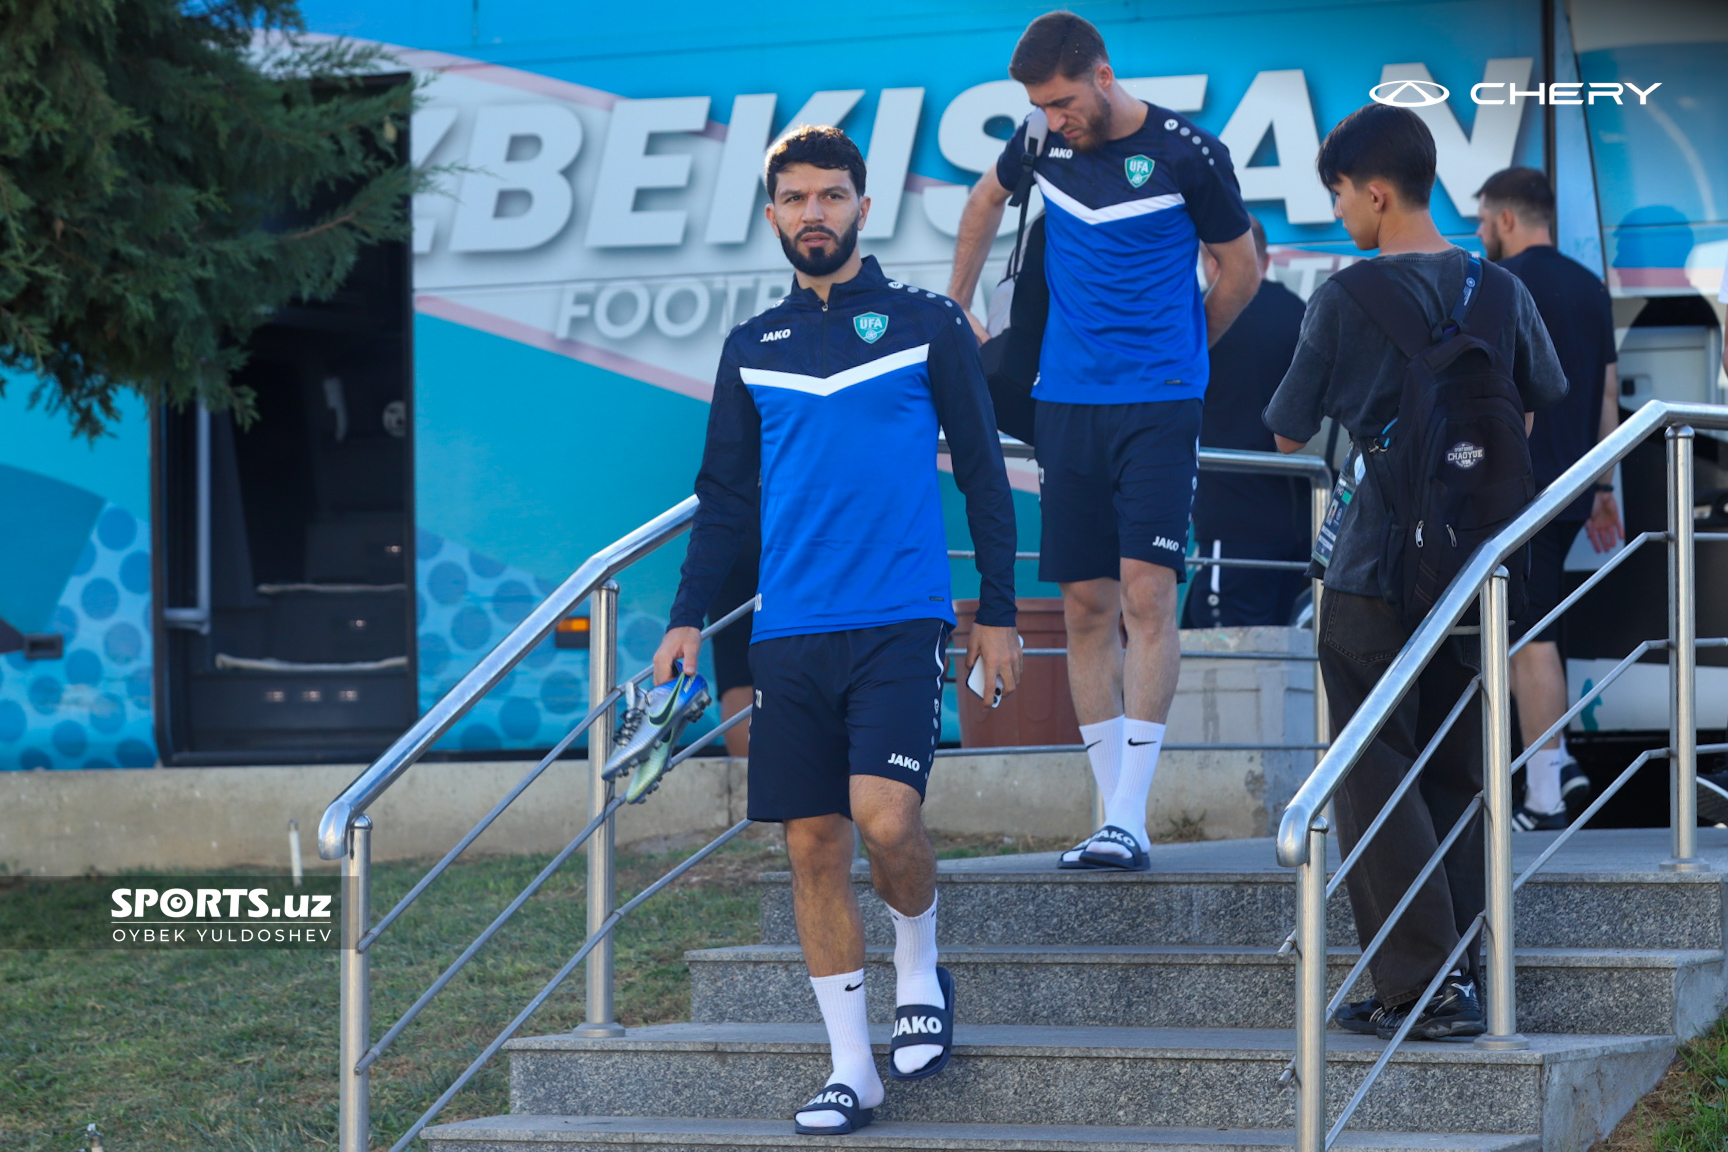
421, 1115, 1540, 1152
687, 944, 1727, 970
501, 1024, 1674, 1066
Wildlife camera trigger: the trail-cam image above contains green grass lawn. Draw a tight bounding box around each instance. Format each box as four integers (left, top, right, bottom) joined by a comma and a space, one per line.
1600, 1016, 1728, 1152
0, 828, 1060, 1152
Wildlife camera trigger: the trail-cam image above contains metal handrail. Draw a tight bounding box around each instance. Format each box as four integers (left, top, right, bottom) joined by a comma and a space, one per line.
318, 496, 700, 861
1282, 400, 1728, 1152
1276, 400, 1728, 868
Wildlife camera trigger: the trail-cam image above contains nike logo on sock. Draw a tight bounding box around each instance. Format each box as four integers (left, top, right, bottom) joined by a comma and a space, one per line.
844, 981, 863, 992
1127, 739, 1157, 746
1083, 740, 1101, 751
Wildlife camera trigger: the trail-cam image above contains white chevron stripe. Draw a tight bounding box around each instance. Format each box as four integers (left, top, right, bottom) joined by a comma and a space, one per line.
1036, 174, 1184, 226
741, 343, 929, 397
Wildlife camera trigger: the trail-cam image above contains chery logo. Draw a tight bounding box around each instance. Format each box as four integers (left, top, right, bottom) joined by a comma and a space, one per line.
1371, 79, 1450, 107
1371, 78, 1662, 107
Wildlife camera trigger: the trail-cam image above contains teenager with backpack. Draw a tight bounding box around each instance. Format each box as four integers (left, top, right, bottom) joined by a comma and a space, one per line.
1264, 104, 1566, 1040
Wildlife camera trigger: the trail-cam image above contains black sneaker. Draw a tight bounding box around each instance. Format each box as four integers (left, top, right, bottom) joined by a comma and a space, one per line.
1511, 803, 1567, 832
1331, 996, 1392, 1035
1560, 758, 1591, 819
1697, 770, 1728, 826
1375, 973, 1486, 1040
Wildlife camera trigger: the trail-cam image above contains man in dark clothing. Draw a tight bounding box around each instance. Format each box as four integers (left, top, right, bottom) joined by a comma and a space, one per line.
1185, 217, 1310, 628
1476, 167, 1622, 829
1265, 105, 1566, 1042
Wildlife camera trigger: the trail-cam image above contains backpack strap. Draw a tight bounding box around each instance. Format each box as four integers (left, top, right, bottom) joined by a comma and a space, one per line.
1005, 110, 1049, 278
1328, 260, 1432, 361
1460, 257, 1515, 339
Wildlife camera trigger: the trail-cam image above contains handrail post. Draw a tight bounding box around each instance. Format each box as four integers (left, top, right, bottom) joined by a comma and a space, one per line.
575, 580, 626, 1036
1293, 818, 1329, 1152
339, 815, 372, 1152
1309, 476, 1331, 753
1476, 569, 1528, 1050
1663, 427, 1708, 872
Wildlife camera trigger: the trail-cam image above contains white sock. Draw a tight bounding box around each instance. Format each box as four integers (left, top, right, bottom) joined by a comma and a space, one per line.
1093, 719, 1165, 856
1064, 717, 1124, 862
799, 970, 882, 1127
889, 894, 943, 1075
1525, 747, 1564, 815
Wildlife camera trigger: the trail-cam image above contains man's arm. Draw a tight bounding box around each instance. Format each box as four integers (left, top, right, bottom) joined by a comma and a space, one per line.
929, 314, 1023, 696
947, 167, 1012, 345
655, 350, 761, 682
1585, 363, 1625, 553
1203, 230, 1260, 348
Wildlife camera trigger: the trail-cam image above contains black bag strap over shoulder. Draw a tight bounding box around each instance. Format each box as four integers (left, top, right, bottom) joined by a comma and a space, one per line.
1330, 254, 1487, 361
1004, 110, 1049, 282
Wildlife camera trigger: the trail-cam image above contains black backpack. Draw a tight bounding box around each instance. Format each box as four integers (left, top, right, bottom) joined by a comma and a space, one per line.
977, 110, 1049, 446
1331, 256, 1534, 629
977, 214, 1044, 444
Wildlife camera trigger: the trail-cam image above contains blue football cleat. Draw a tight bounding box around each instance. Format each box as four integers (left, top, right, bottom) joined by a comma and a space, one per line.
603, 663, 711, 803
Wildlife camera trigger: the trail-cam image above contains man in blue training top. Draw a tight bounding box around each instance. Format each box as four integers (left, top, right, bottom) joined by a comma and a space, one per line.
654, 126, 1022, 1136
948, 11, 1259, 870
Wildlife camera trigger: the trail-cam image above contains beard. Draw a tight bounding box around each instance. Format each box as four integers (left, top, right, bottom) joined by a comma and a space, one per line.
1481, 221, 1504, 261
1065, 88, 1115, 153
776, 215, 860, 277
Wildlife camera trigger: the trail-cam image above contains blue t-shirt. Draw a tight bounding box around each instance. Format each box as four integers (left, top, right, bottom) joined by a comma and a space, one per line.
995, 102, 1251, 406
669, 257, 1018, 641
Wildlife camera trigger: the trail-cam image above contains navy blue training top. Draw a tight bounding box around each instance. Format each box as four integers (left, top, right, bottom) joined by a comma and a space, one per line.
668, 256, 1018, 641
994, 102, 1252, 405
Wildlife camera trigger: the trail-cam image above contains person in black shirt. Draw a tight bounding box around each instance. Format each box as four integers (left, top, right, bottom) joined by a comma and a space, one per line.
1476, 167, 1622, 830
1185, 218, 1310, 628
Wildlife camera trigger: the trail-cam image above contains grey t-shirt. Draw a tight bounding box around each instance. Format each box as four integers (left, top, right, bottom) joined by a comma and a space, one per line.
1263, 248, 1567, 597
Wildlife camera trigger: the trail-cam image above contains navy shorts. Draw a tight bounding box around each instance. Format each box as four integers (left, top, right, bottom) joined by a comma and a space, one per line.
746, 619, 950, 822
1034, 398, 1202, 584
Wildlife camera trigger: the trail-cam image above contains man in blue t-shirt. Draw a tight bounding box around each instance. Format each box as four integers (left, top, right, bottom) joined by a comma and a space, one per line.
947, 11, 1259, 869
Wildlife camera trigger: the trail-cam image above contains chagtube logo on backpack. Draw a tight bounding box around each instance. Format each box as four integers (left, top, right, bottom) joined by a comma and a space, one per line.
1446, 441, 1486, 470
1370, 79, 1662, 107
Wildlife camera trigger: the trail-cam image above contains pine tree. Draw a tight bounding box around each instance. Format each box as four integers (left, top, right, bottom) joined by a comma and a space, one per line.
0, 0, 421, 437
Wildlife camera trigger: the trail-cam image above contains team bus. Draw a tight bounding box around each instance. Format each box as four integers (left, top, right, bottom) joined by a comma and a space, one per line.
0, 0, 1721, 796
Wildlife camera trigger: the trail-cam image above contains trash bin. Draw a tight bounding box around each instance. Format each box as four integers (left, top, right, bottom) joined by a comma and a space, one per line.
951, 598, 1081, 748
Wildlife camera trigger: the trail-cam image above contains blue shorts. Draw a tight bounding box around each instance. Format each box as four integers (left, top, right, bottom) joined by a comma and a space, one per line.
746, 619, 950, 822
1034, 398, 1202, 584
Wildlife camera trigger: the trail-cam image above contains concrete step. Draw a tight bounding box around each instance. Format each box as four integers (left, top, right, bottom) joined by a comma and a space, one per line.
422, 1115, 1542, 1152
501, 1023, 1672, 1147
760, 839, 1728, 952
686, 943, 1727, 1039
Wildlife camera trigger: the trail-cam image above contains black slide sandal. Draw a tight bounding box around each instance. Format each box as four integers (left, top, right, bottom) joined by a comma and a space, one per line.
1077, 825, 1150, 872
1057, 829, 1106, 869
887, 965, 955, 1082
793, 1082, 875, 1135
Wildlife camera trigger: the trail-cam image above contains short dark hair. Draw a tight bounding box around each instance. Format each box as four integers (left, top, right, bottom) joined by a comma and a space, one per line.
1475, 166, 1555, 231
1315, 103, 1437, 208
1008, 11, 1108, 85
765, 125, 866, 199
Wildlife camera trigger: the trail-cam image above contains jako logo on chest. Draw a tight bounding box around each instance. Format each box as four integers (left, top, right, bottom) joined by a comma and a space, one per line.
1125, 155, 1155, 188
1047, 146, 1073, 159
760, 328, 790, 343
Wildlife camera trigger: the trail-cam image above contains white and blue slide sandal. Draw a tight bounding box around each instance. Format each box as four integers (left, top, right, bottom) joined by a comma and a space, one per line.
887, 965, 956, 1082
793, 1082, 875, 1135
1077, 825, 1150, 872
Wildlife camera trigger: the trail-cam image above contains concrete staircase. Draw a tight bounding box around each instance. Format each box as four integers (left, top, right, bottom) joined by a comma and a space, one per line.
423, 828, 1728, 1152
